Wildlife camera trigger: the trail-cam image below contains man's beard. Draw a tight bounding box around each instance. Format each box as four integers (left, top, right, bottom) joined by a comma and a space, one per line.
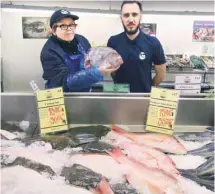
123, 23, 140, 35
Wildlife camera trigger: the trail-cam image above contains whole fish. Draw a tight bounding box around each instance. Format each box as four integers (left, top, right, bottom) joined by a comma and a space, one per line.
111, 125, 187, 154
84, 46, 123, 69
188, 142, 214, 158
1, 155, 55, 176
69, 153, 126, 183
178, 157, 214, 182
23, 125, 110, 149
116, 142, 180, 179
61, 164, 115, 194
61, 164, 103, 190
1, 166, 93, 194
1, 146, 64, 174
176, 131, 214, 142
106, 148, 184, 194
179, 169, 214, 191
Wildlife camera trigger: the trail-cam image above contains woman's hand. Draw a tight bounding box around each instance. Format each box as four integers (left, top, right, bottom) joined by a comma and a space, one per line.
98, 64, 120, 76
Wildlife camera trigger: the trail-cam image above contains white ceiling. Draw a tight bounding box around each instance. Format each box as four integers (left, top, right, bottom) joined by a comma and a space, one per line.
1, 1, 214, 13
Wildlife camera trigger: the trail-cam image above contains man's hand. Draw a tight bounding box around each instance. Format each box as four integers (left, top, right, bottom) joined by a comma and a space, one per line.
152, 64, 166, 86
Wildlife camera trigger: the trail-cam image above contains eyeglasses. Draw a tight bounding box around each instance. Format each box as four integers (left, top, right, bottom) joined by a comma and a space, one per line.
56, 23, 77, 30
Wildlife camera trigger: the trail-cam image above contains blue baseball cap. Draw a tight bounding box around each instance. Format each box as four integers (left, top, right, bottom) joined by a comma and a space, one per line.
50, 9, 79, 28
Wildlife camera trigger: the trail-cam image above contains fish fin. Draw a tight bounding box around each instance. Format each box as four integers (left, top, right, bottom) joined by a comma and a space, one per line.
106, 147, 123, 159
93, 177, 114, 194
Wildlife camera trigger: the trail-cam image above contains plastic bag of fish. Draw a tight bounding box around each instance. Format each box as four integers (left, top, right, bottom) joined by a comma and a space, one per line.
84, 46, 123, 69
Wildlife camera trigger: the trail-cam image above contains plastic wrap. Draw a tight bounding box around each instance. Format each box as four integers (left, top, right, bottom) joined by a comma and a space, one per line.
84, 46, 123, 68
67, 66, 103, 91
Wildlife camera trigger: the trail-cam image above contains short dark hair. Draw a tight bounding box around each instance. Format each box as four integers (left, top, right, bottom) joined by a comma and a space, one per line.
121, 1, 142, 12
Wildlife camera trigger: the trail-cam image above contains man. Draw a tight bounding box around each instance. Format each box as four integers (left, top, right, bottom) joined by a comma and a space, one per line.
107, 1, 166, 93
41, 9, 117, 92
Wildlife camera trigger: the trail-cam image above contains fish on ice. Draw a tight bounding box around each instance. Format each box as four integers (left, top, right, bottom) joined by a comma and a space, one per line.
1, 154, 56, 176
116, 142, 180, 179
179, 169, 214, 191
111, 125, 187, 154
176, 131, 214, 142
107, 147, 184, 194
68, 153, 126, 183
188, 142, 214, 158
1, 166, 93, 194
178, 156, 214, 180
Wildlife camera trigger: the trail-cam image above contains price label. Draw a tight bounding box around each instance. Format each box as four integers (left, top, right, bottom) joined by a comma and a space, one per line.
175, 75, 202, 84
103, 83, 130, 93
145, 87, 180, 135
36, 87, 68, 134
175, 74, 202, 94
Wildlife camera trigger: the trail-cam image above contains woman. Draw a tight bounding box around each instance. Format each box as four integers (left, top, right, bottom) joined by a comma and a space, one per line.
40, 9, 117, 92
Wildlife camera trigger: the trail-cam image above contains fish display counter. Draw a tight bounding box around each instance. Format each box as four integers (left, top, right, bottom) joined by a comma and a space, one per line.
1, 92, 214, 194
91, 68, 214, 93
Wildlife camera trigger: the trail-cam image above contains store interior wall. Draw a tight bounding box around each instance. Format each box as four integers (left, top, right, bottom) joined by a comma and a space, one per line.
1, 5, 214, 92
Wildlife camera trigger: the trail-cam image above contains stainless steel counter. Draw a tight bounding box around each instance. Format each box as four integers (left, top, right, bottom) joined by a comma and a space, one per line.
1, 93, 214, 133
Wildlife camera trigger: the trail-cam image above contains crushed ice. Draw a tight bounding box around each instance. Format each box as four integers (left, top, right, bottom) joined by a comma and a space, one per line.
1, 131, 214, 194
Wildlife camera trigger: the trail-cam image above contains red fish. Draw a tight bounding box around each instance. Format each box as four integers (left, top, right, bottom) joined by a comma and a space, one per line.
117, 142, 180, 179
85, 46, 123, 69
107, 148, 184, 194
91, 177, 114, 194
112, 125, 187, 154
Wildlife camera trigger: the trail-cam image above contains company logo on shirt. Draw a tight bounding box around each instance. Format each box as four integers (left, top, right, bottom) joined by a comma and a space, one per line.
61, 10, 69, 14
139, 52, 146, 60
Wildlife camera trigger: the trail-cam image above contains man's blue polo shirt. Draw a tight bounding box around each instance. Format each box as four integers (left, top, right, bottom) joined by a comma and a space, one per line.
107, 31, 166, 93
